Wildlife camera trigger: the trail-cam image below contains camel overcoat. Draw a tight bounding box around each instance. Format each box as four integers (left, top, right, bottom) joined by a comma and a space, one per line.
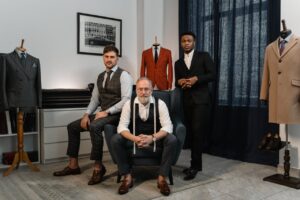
260, 35, 300, 124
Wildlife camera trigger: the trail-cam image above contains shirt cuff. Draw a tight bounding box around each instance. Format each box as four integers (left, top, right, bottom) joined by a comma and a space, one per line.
117, 127, 130, 134
160, 127, 173, 134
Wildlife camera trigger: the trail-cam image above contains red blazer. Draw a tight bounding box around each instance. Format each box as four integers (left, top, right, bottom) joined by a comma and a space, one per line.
140, 47, 173, 90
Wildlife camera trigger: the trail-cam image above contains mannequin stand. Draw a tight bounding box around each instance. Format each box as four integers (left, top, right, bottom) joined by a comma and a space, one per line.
3, 111, 39, 176
263, 125, 300, 189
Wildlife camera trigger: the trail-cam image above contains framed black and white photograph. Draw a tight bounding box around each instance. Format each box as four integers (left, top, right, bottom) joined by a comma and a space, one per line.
77, 12, 122, 56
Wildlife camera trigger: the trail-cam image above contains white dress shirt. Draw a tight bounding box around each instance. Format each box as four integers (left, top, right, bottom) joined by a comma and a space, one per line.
184, 49, 194, 69
117, 96, 173, 134
86, 65, 133, 115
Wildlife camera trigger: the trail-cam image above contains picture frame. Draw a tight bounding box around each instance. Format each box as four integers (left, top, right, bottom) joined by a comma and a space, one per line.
77, 12, 122, 56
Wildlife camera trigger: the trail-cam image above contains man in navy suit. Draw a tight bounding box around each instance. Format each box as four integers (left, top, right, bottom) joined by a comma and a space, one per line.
175, 31, 216, 180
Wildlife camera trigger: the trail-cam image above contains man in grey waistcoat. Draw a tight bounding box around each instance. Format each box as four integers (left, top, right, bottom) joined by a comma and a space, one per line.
53, 45, 133, 186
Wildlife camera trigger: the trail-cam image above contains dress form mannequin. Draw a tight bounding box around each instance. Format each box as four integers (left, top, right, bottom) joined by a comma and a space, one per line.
3, 40, 40, 176
263, 20, 300, 189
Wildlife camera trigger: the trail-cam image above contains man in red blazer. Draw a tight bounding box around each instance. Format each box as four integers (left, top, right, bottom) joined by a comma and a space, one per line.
140, 46, 173, 90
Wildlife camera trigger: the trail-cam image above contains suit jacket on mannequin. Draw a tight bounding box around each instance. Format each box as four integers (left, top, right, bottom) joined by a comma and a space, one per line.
0, 50, 42, 111
260, 35, 300, 124
140, 47, 173, 90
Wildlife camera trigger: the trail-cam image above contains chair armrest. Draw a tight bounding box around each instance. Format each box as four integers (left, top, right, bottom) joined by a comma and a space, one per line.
172, 121, 186, 164
104, 124, 117, 163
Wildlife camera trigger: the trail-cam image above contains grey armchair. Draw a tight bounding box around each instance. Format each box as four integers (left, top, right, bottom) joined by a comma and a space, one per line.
104, 88, 186, 185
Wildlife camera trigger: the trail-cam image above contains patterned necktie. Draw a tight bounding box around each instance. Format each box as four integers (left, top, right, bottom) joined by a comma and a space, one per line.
154, 46, 158, 64
279, 40, 286, 55
20, 52, 26, 66
104, 70, 113, 88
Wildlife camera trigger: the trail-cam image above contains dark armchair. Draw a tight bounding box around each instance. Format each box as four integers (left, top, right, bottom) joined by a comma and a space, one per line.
104, 88, 186, 185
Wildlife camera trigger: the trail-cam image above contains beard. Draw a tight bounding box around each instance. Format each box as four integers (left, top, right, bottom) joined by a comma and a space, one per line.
138, 96, 150, 105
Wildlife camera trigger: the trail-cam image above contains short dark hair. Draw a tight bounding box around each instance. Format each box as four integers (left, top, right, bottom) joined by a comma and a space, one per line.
103, 45, 119, 56
180, 31, 196, 40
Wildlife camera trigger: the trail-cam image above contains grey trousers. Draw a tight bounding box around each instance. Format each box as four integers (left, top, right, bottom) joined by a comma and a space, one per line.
67, 114, 120, 161
111, 133, 177, 177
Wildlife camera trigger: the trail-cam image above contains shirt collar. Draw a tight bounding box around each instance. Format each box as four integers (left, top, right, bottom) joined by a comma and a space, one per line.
15, 48, 27, 58
280, 34, 293, 43
152, 46, 160, 51
184, 49, 194, 57
106, 65, 118, 72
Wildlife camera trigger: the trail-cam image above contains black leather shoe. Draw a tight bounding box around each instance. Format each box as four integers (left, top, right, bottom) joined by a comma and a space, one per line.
183, 166, 202, 174
53, 166, 81, 176
184, 169, 198, 181
88, 166, 106, 185
258, 132, 272, 150
182, 167, 190, 174
266, 133, 282, 151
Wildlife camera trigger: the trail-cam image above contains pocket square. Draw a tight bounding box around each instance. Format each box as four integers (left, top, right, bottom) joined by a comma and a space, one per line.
32, 63, 37, 68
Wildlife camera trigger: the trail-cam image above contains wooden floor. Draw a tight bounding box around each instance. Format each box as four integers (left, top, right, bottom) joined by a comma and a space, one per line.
0, 151, 299, 200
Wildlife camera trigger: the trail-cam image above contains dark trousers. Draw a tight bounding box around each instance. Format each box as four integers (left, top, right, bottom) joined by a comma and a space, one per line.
184, 98, 210, 171
111, 134, 177, 177
67, 114, 120, 161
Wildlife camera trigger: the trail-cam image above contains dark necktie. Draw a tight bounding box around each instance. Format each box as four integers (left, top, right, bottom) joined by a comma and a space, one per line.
20, 52, 26, 66
104, 70, 113, 88
154, 47, 158, 64
279, 40, 286, 55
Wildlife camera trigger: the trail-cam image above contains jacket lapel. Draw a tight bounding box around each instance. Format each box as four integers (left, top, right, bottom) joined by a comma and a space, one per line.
149, 48, 156, 65
280, 35, 298, 58
188, 51, 197, 72
271, 38, 280, 59
9, 51, 31, 79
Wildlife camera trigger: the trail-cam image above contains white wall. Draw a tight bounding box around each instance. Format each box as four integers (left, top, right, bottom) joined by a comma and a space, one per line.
279, 0, 300, 171
138, 0, 179, 84
0, 0, 138, 89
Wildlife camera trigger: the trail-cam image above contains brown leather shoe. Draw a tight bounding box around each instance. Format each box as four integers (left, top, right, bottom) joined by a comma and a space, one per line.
88, 166, 107, 185
157, 179, 170, 196
53, 166, 81, 176
118, 179, 133, 195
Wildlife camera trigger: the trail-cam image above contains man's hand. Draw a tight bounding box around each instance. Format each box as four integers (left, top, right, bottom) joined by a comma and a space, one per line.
94, 111, 109, 120
183, 76, 198, 88
178, 78, 188, 89
187, 76, 198, 86
134, 135, 143, 148
80, 114, 90, 130
137, 134, 153, 148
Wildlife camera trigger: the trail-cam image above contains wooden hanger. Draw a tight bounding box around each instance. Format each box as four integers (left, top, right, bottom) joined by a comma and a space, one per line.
16, 39, 27, 52
280, 19, 292, 39
152, 36, 160, 47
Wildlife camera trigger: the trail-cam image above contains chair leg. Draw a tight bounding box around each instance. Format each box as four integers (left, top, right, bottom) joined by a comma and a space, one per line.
117, 173, 121, 183
169, 168, 174, 185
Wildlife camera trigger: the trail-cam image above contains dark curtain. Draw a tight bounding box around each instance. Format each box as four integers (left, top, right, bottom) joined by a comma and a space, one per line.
179, 0, 281, 166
